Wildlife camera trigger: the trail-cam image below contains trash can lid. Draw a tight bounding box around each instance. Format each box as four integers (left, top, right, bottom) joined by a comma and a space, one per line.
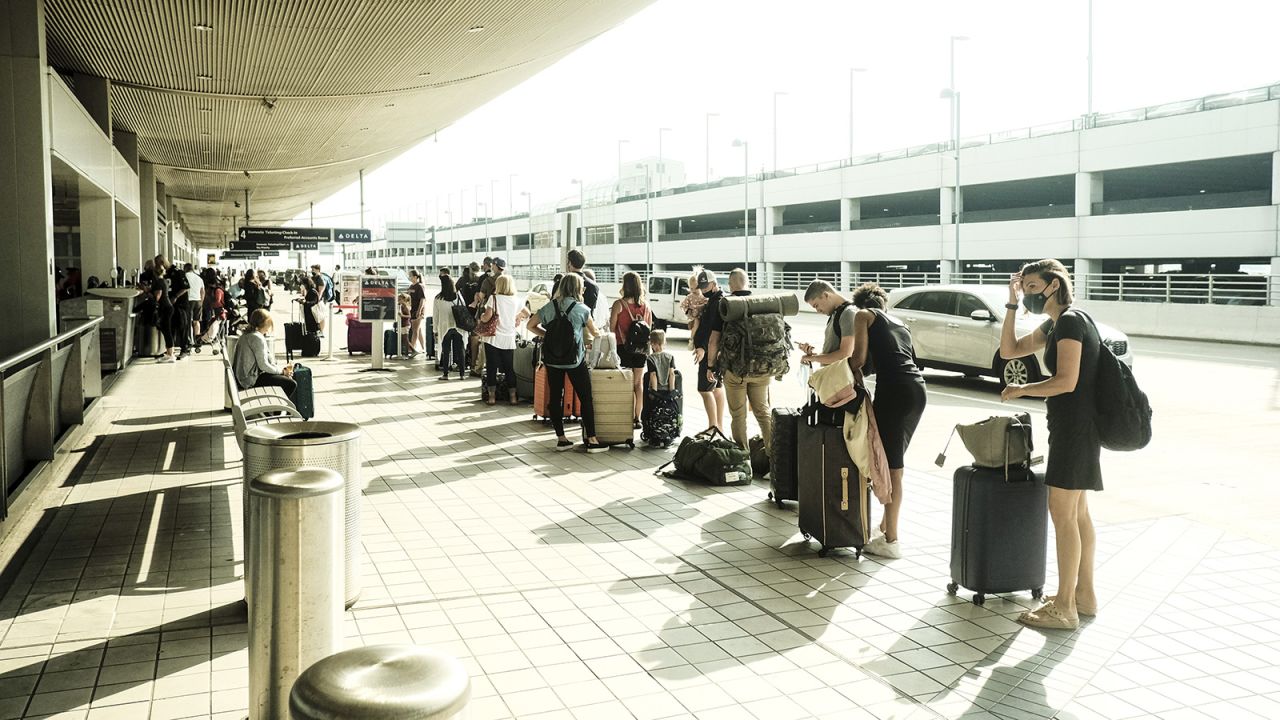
243, 421, 362, 447
290, 645, 470, 720
249, 467, 345, 499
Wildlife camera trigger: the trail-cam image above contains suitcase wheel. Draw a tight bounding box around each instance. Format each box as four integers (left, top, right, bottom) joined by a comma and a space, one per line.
946, 582, 959, 596
1031, 587, 1044, 600
817, 546, 829, 559
195, 347, 202, 354
972, 593, 986, 606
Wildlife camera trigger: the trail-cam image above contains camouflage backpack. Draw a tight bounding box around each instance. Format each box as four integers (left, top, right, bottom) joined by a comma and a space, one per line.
719, 311, 792, 379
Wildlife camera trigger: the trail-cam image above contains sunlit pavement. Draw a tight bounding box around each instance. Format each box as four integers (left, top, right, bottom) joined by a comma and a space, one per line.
0, 325, 1277, 720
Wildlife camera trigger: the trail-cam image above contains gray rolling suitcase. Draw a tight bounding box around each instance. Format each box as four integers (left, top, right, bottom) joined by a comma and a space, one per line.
514, 337, 538, 401
947, 466, 1047, 605
797, 422, 871, 558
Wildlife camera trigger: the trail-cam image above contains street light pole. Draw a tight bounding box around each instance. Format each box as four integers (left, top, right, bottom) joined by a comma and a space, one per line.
656, 127, 672, 192
520, 191, 533, 277
772, 92, 787, 172
733, 140, 749, 269
705, 112, 719, 183
1087, 0, 1094, 116
948, 35, 969, 281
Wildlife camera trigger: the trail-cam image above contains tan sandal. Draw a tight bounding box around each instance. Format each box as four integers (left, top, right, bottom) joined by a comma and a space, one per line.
1046, 595, 1097, 617
1018, 600, 1079, 630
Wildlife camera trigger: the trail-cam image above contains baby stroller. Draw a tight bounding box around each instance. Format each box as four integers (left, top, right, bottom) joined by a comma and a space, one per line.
195, 308, 228, 355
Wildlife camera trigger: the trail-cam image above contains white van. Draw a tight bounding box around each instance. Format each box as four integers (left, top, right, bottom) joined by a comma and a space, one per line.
644, 273, 693, 329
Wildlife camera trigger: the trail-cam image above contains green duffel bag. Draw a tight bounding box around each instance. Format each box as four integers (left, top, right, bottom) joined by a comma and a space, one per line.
656, 428, 752, 486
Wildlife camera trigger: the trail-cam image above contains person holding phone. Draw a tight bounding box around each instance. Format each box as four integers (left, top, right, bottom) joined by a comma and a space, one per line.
802, 280, 925, 559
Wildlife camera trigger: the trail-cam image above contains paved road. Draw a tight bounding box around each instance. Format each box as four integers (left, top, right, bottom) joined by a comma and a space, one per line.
660, 312, 1280, 546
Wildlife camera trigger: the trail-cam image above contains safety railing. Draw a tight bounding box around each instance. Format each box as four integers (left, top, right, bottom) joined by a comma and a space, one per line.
0, 317, 104, 526
1080, 273, 1275, 306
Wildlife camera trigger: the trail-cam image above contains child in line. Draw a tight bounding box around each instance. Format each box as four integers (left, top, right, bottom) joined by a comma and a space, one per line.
646, 329, 677, 390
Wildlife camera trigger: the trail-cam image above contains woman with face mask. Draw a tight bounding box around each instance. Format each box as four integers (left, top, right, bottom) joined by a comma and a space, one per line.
998, 258, 1103, 630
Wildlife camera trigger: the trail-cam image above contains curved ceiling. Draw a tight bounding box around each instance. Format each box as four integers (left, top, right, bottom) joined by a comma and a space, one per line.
43, 0, 655, 246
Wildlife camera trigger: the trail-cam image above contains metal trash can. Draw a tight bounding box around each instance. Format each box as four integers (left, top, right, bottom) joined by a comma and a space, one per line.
243, 421, 363, 609
248, 467, 344, 720
289, 645, 470, 720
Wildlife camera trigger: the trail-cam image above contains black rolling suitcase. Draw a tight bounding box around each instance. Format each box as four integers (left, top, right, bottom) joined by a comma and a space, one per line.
797, 422, 871, 558
284, 321, 304, 361
947, 466, 1047, 605
768, 408, 801, 507
291, 363, 315, 419
641, 369, 683, 448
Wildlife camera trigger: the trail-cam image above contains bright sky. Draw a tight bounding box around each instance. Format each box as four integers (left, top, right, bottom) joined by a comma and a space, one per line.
288, 0, 1280, 235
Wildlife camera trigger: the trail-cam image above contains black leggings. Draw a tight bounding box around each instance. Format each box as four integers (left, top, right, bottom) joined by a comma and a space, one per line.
873, 379, 927, 470
440, 329, 464, 372
545, 362, 595, 439
254, 372, 297, 398
155, 305, 174, 350
484, 344, 515, 389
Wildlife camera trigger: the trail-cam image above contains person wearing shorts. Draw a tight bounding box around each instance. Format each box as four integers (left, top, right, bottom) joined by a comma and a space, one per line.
689, 268, 726, 433
610, 271, 653, 429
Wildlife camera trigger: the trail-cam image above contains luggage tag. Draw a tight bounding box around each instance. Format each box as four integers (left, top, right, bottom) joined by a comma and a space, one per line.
935, 426, 957, 467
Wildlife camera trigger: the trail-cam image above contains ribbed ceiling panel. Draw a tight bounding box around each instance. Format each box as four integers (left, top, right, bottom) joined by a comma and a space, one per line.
44, 0, 655, 245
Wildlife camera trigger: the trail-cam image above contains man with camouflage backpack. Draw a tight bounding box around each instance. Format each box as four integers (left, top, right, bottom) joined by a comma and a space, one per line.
706, 268, 792, 455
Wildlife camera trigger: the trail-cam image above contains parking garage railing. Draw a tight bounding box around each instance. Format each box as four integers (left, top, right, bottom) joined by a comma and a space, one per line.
0, 317, 104, 527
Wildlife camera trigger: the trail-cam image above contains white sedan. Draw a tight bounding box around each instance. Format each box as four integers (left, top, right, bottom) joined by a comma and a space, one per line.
887, 284, 1134, 386
522, 281, 552, 316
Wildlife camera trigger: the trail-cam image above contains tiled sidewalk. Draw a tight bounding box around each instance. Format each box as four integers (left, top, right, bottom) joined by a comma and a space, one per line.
0, 351, 1277, 720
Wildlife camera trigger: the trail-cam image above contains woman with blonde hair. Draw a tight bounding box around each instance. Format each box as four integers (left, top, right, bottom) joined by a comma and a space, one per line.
610, 271, 653, 427
478, 273, 522, 405
1000, 258, 1101, 630
526, 273, 608, 452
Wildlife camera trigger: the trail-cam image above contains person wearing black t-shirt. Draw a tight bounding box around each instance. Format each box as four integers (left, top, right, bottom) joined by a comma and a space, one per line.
689, 269, 726, 433
150, 260, 177, 363
166, 263, 192, 356
999, 258, 1102, 631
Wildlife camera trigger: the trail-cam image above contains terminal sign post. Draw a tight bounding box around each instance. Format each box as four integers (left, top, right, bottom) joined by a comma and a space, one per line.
359, 275, 397, 371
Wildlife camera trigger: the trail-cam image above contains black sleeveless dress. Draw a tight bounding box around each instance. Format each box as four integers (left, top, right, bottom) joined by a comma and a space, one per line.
863, 309, 926, 469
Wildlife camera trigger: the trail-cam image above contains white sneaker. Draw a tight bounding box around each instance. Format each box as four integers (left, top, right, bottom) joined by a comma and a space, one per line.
864, 537, 902, 559
157, 355, 176, 364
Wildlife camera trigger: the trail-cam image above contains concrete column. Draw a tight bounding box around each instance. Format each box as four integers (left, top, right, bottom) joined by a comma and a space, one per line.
0, 0, 57, 355
139, 164, 157, 258
841, 261, 861, 293
1073, 258, 1097, 301
1270, 152, 1280, 205
1270, 257, 1280, 307
79, 182, 116, 285
112, 129, 137, 171
940, 187, 955, 224
611, 223, 620, 245
71, 72, 110, 138
763, 206, 785, 234
1075, 172, 1103, 216
116, 214, 141, 281
841, 198, 860, 230
154, 181, 168, 261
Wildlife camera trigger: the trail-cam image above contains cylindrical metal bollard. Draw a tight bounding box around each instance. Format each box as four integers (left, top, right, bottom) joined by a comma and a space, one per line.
248, 467, 344, 720
243, 421, 363, 608
290, 645, 470, 720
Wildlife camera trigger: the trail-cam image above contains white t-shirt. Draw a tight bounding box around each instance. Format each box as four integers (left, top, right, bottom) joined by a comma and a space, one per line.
481, 294, 521, 351
186, 272, 205, 302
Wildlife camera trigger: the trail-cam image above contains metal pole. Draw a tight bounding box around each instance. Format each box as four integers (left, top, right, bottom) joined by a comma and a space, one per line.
247, 467, 344, 720
954, 92, 962, 279
1087, 0, 1094, 116
773, 94, 778, 172
705, 113, 718, 183
525, 193, 532, 275
743, 143, 750, 269
645, 169, 652, 276
358, 169, 365, 228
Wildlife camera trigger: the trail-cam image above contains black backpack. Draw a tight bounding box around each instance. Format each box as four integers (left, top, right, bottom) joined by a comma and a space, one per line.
622, 303, 652, 355
1079, 311, 1152, 451
542, 300, 579, 366
451, 299, 477, 332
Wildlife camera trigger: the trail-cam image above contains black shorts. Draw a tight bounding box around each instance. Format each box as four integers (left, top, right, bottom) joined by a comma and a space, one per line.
872, 379, 926, 469
696, 358, 723, 393
620, 351, 647, 369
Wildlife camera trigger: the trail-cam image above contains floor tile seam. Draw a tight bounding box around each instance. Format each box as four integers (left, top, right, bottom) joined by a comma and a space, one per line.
993, 518, 1228, 715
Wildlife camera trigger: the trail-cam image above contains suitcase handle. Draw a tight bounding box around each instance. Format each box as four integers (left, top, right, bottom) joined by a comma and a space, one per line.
840, 468, 849, 511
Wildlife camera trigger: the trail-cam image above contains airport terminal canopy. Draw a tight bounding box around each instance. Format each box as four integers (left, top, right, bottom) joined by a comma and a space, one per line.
42, 0, 655, 247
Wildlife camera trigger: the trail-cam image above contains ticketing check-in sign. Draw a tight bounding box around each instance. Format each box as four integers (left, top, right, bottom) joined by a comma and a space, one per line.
359, 276, 397, 321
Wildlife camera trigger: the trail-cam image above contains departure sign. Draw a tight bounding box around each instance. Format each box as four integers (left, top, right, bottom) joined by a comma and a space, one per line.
359, 276, 397, 321
238, 226, 332, 244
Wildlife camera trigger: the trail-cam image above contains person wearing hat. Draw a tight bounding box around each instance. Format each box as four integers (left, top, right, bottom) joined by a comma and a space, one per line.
690, 268, 727, 434
479, 256, 498, 302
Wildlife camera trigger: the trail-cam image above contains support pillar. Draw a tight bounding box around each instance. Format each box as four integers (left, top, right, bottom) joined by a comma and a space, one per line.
1073, 258, 1096, 301
841, 261, 861, 294
138, 163, 157, 262
78, 178, 116, 286
763, 206, 785, 234
1270, 257, 1280, 307
154, 180, 168, 261
1075, 172, 1103, 216
841, 198, 860, 231
1271, 153, 1280, 206
0, 0, 57, 355
940, 187, 957, 282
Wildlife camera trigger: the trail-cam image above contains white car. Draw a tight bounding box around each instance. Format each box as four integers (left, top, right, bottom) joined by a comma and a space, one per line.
887, 284, 1134, 386
523, 281, 553, 316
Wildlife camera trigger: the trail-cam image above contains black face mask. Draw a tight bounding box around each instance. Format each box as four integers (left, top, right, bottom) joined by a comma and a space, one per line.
1021, 285, 1055, 314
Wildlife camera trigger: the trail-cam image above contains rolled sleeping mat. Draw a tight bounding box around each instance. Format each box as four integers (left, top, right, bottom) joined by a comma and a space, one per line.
718, 293, 800, 321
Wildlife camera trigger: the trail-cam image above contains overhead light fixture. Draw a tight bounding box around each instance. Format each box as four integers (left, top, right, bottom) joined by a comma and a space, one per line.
417, 71, 431, 78
1198, 189, 1206, 193
199, 107, 212, 113
200, 131, 211, 136
197, 74, 213, 81
466, 25, 485, 32
194, 23, 213, 31
359, 127, 369, 131
384, 103, 395, 108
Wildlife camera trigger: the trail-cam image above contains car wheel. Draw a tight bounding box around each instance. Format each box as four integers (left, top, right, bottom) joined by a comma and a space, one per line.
996, 355, 1042, 387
